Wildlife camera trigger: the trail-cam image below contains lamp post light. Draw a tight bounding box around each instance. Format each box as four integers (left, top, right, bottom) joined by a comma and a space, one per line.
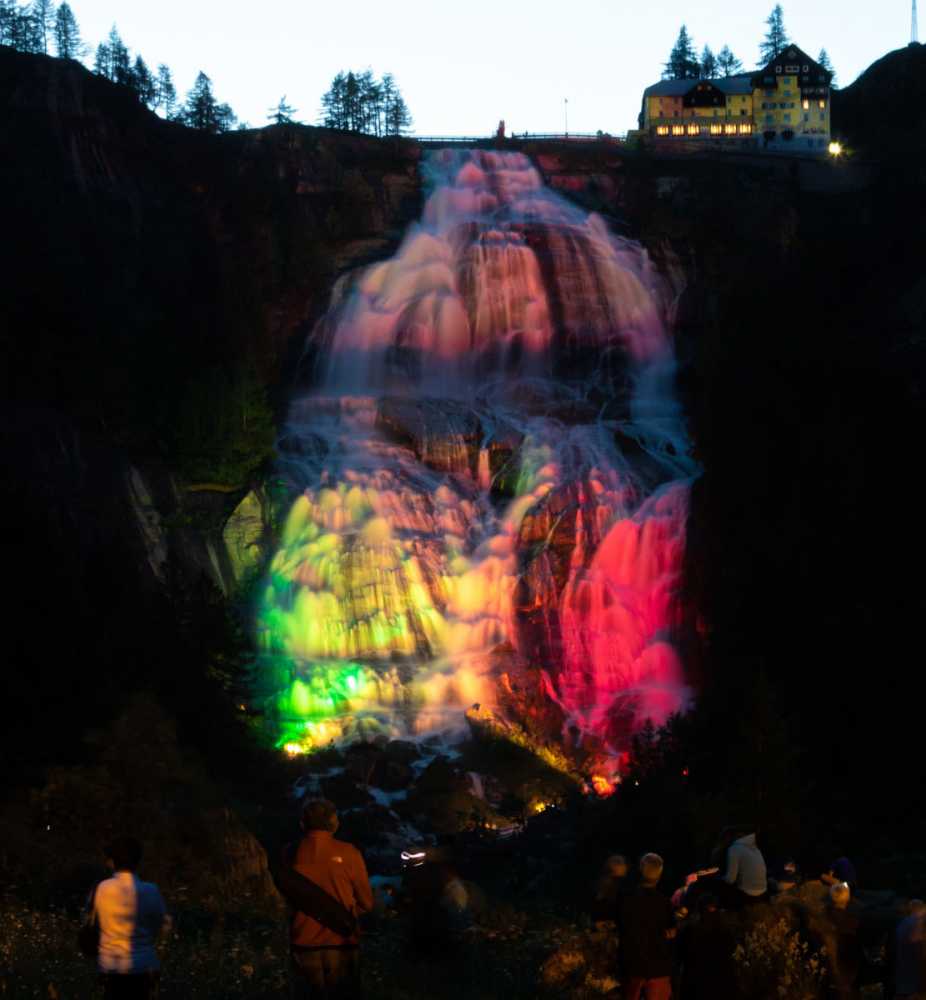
828, 140, 843, 157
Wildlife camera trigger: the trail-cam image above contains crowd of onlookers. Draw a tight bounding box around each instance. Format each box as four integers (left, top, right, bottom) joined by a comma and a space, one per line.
80, 809, 926, 1000
590, 825, 926, 999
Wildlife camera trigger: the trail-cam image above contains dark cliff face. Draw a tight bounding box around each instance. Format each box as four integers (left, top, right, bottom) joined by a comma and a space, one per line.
0, 47, 422, 772
0, 47, 421, 442
3, 46, 926, 843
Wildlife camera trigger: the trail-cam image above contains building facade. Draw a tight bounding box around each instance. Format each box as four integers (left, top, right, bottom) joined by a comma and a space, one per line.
640, 45, 832, 153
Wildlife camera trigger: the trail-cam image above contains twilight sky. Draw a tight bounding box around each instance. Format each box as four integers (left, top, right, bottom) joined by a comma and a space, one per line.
71, 0, 907, 135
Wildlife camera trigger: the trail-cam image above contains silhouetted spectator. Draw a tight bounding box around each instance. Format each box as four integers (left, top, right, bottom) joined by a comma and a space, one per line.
91, 836, 170, 999
592, 854, 629, 924
822, 857, 859, 893
618, 853, 676, 1000
722, 827, 768, 907
678, 893, 736, 1000
894, 899, 926, 1000
285, 799, 373, 1000
825, 882, 863, 999
402, 844, 471, 952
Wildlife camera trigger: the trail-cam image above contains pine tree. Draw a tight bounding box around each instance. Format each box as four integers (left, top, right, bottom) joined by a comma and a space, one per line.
131, 55, 157, 107
0, 1, 14, 46
155, 64, 177, 118
182, 71, 237, 133
107, 25, 131, 85
93, 40, 112, 77
215, 102, 237, 132
53, 2, 81, 59
7, 5, 42, 52
320, 72, 347, 129
29, 0, 55, 54
183, 71, 219, 130
759, 4, 789, 64
268, 96, 298, 124
663, 25, 700, 80
383, 78, 412, 136
716, 45, 744, 77
817, 48, 837, 87
700, 45, 717, 79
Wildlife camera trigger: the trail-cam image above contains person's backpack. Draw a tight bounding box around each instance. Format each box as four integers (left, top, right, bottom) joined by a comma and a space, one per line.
270, 850, 358, 939
77, 884, 100, 959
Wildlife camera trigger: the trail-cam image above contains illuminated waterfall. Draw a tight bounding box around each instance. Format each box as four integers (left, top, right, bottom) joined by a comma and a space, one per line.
257, 149, 696, 772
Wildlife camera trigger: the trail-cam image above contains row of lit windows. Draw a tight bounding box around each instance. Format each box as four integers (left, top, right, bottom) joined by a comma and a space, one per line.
656, 123, 753, 136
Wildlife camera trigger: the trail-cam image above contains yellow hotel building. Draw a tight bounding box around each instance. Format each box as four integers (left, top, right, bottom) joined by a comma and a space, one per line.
640, 45, 833, 153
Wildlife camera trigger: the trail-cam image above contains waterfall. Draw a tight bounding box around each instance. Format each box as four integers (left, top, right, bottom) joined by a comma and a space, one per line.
257, 149, 696, 775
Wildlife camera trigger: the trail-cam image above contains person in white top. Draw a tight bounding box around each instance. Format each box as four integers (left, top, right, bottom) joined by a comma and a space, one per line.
723, 829, 768, 905
90, 836, 171, 998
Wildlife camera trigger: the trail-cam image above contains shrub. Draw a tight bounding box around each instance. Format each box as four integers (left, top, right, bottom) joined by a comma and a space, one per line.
733, 915, 827, 1000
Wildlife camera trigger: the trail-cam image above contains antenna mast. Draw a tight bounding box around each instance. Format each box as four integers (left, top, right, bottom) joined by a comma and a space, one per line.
914, 0, 920, 44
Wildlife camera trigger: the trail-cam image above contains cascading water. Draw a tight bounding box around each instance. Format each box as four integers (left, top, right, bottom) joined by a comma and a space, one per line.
257, 149, 696, 783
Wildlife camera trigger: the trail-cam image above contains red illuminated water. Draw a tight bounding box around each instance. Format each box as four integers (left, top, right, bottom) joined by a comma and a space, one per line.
261, 150, 695, 774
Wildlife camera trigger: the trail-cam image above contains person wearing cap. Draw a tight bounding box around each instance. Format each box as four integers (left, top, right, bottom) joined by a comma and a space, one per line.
822, 857, 858, 893
617, 853, 677, 1000
824, 882, 863, 999
286, 799, 373, 1000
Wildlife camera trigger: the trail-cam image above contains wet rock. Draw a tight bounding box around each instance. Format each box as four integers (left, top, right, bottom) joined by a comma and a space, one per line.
336, 803, 403, 850
383, 739, 420, 764
372, 757, 415, 791
377, 397, 482, 477
222, 489, 267, 583
321, 771, 374, 809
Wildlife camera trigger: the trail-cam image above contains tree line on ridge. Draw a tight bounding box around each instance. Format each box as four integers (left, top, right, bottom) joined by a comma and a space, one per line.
662, 5, 836, 84
0, 0, 413, 135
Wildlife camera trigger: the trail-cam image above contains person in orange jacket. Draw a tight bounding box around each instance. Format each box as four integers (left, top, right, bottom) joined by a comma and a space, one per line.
287, 799, 373, 999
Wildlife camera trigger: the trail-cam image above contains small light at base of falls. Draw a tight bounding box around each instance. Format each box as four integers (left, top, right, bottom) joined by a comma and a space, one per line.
284, 742, 305, 757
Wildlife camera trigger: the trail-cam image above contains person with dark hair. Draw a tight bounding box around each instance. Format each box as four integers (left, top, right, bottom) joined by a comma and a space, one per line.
822, 857, 858, 894
618, 853, 677, 1000
91, 836, 170, 999
592, 854, 629, 924
282, 798, 373, 1000
678, 893, 736, 1000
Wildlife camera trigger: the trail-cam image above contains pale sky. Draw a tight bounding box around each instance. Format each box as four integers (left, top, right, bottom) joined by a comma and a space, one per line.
69, 0, 908, 135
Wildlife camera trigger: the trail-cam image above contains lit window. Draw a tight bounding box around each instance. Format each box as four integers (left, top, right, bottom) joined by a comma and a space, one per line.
818, 99, 826, 108
724, 123, 737, 135
738, 123, 752, 134
671, 125, 685, 136
803, 99, 810, 110
687, 124, 700, 135
709, 123, 723, 135
656, 125, 670, 136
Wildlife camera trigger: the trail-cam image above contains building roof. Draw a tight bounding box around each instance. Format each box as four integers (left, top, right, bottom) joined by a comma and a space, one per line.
712, 73, 754, 95
643, 72, 755, 99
